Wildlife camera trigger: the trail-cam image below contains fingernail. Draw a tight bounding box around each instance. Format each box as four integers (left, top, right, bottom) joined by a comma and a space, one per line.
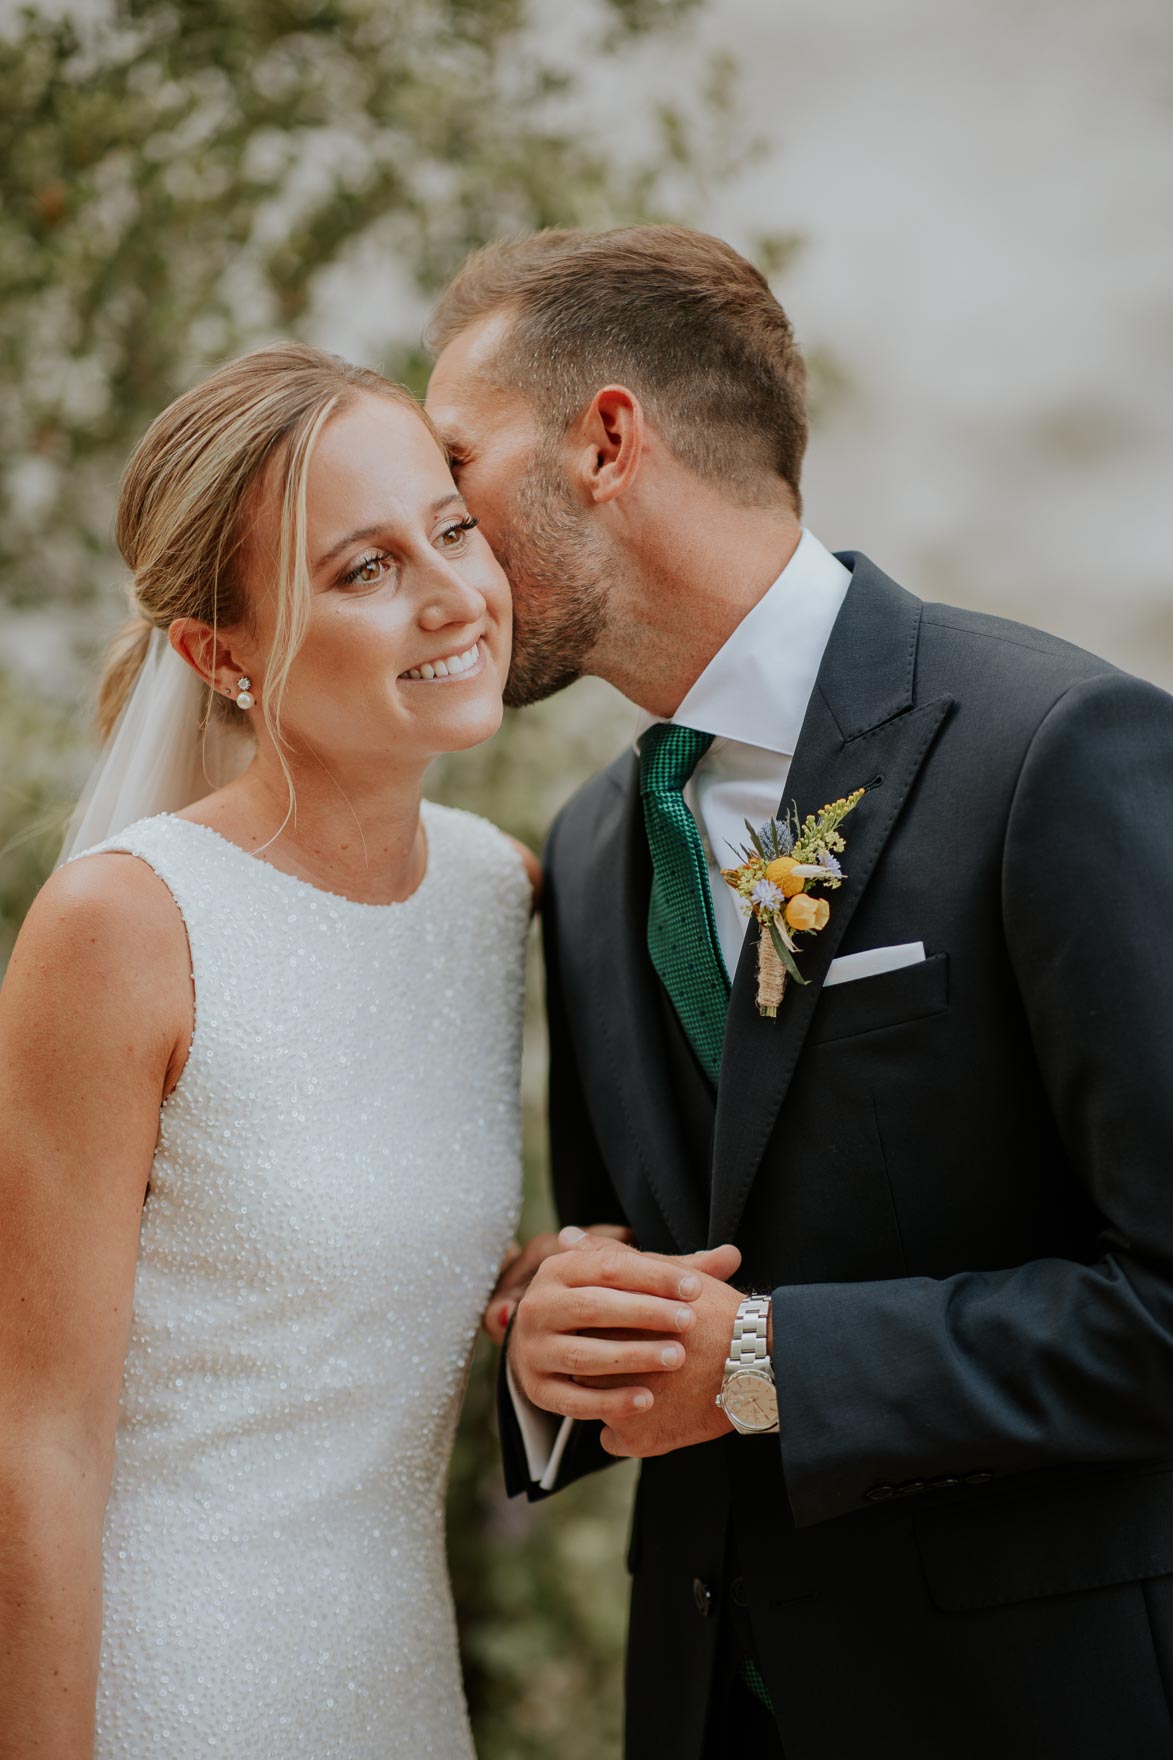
660, 1343, 683, 1367
560, 1225, 586, 1245
678, 1273, 700, 1298
498, 1304, 511, 1328
633, 1391, 653, 1410
675, 1307, 695, 1330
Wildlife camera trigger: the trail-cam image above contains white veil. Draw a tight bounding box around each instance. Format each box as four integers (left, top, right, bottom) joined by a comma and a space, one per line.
55, 628, 255, 868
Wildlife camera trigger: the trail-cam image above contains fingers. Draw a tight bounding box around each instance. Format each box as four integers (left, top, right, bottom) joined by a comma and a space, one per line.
482, 1224, 640, 1342
673, 1244, 742, 1281
528, 1330, 687, 1380
505, 1232, 561, 1285
554, 1232, 720, 1302
482, 1301, 515, 1345
557, 1229, 741, 1291
566, 1290, 700, 1335
567, 1371, 651, 1390
483, 1231, 557, 1341
523, 1376, 656, 1423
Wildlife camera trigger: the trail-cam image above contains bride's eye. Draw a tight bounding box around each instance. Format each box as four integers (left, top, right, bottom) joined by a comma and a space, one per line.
436, 515, 479, 551
340, 551, 393, 588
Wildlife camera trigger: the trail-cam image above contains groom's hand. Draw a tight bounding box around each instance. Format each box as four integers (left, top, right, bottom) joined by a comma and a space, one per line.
509, 1229, 742, 1427
483, 1223, 634, 1343
578, 1261, 745, 1459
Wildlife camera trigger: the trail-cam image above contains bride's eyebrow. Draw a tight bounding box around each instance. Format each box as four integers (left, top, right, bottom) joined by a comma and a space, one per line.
313, 492, 465, 572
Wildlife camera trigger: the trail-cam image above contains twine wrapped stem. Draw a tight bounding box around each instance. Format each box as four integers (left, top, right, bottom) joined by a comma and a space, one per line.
756, 921, 787, 1017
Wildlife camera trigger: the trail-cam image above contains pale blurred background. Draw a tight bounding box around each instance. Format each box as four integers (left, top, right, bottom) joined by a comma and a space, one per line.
2, 0, 1170, 1753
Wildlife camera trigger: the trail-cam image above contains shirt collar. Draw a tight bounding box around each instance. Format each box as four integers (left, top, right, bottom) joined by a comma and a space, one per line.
633, 530, 852, 757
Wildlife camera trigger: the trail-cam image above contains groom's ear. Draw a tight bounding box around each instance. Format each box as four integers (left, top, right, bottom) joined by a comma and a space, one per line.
577, 385, 645, 507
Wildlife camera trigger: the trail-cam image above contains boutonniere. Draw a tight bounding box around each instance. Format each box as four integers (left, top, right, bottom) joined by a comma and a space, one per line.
720, 788, 867, 1017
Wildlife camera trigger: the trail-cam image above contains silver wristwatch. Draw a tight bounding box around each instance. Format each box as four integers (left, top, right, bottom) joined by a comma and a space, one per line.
715, 1295, 779, 1435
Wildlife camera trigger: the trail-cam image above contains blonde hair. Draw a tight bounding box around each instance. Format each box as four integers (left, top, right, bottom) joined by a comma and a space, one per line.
97, 342, 431, 819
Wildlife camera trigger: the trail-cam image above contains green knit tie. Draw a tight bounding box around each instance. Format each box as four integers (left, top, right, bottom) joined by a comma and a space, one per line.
639, 722, 731, 1086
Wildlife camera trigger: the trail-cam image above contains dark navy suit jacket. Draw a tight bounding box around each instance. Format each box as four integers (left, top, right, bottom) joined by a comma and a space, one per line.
499, 554, 1173, 1759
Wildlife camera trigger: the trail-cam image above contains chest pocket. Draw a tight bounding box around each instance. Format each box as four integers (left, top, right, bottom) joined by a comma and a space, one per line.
807, 951, 949, 1045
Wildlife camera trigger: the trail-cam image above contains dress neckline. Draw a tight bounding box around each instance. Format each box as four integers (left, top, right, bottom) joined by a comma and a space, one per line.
159, 805, 437, 913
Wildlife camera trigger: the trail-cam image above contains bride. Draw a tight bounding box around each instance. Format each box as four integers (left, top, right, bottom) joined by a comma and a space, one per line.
0, 344, 698, 1758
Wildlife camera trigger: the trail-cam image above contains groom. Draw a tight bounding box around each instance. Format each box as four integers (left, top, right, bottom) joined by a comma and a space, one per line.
425, 226, 1173, 1759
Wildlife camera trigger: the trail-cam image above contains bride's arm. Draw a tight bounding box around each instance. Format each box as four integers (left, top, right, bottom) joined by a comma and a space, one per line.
0, 854, 191, 1759
508, 836, 541, 911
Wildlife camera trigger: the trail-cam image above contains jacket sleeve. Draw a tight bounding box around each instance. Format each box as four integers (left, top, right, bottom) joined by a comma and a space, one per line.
497, 809, 628, 1502
770, 671, 1173, 1527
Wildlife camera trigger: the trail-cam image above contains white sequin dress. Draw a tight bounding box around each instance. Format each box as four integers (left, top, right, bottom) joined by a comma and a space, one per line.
67, 802, 531, 1759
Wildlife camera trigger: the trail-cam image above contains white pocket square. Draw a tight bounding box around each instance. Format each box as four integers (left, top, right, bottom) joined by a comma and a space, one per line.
824, 941, 926, 988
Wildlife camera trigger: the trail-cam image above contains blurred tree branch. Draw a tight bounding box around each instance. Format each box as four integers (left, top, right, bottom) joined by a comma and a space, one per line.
0, 0, 759, 614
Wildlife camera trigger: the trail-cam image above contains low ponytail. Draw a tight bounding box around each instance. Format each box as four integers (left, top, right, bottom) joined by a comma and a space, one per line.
95, 611, 155, 743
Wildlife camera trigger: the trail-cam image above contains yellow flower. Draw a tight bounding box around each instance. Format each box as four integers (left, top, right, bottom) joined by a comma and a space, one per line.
785, 893, 830, 933
764, 856, 806, 897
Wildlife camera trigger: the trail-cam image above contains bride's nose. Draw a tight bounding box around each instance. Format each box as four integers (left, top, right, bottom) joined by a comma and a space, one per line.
417, 558, 487, 632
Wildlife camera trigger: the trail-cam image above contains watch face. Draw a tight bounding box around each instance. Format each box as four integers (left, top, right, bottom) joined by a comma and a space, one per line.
723, 1370, 778, 1431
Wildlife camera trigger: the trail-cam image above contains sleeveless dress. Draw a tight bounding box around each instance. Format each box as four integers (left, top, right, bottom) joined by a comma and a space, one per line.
66, 802, 531, 1759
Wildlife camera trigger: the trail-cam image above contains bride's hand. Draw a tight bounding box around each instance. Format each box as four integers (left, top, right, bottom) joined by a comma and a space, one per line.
483, 1223, 634, 1343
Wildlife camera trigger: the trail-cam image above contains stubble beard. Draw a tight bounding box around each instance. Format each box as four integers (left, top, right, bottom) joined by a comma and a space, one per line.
497, 453, 612, 710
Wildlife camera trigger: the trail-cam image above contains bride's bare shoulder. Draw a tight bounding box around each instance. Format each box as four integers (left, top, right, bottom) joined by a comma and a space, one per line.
14, 852, 193, 1038
0, 854, 195, 1191
33, 846, 183, 941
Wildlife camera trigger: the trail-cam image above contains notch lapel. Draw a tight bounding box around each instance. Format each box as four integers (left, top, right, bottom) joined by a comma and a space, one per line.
707, 555, 954, 1247
588, 759, 709, 1253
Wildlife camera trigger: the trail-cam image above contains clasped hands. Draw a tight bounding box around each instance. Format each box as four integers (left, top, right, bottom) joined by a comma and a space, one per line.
485, 1226, 746, 1458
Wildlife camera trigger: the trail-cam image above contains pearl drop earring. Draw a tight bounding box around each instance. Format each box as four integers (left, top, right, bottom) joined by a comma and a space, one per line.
235, 676, 255, 711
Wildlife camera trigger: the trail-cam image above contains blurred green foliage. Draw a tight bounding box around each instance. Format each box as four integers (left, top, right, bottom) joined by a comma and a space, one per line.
0, 2, 790, 1751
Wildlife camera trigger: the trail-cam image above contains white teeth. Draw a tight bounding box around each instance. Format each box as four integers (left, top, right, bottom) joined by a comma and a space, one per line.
404, 641, 482, 681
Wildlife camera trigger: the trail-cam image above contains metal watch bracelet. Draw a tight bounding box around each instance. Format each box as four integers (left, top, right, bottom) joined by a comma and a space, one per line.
724, 1294, 773, 1374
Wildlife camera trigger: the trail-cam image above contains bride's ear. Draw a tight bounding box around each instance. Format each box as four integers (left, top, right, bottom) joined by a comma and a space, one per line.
168, 618, 251, 699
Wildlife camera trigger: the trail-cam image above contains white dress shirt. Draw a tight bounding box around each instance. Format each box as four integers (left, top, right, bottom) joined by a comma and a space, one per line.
510, 530, 852, 1485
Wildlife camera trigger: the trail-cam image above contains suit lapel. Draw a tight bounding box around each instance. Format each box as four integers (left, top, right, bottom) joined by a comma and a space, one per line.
588, 757, 709, 1252
708, 554, 954, 1247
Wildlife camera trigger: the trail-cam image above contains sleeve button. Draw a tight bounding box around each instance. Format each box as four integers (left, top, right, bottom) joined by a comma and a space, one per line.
693, 1577, 714, 1616
864, 1484, 896, 1502
964, 1471, 993, 1485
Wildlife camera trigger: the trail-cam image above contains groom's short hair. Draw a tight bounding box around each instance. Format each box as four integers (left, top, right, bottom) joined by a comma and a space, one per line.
426, 225, 808, 512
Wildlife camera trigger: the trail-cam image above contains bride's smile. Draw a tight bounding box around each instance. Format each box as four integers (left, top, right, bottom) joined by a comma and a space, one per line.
399, 638, 484, 682
237, 389, 512, 771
